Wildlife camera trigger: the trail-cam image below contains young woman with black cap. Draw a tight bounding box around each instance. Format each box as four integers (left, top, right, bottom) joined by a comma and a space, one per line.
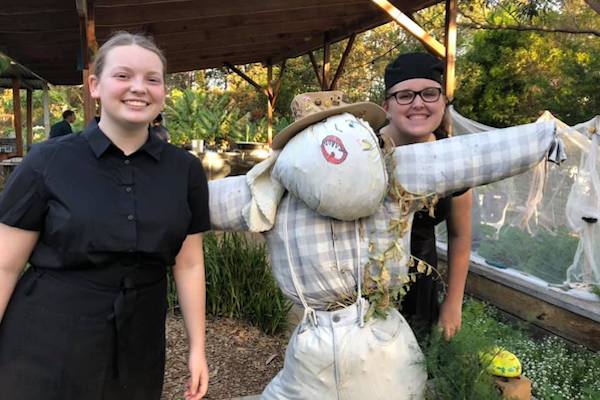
381, 52, 473, 341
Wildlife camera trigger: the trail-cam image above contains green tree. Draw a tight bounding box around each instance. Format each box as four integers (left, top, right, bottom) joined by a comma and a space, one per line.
454, 0, 600, 126
164, 88, 246, 146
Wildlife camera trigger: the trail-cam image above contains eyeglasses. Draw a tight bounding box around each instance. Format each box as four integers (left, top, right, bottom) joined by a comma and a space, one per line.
386, 87, 443, 105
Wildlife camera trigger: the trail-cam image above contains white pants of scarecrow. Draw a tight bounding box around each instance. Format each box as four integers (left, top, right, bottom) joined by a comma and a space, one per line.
261, 299, 427, 400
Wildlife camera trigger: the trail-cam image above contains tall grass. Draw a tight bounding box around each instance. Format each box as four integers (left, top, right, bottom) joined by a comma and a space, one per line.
168, 232, 291, 336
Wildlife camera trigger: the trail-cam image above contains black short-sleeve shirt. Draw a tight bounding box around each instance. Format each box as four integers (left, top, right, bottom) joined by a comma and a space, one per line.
0, 120, 210, 268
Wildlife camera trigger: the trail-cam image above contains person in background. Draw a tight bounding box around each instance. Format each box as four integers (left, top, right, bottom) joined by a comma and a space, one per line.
0, 32, 209, 400
150, 113, 170, 142
380, 52, 473, 341
49, 109, 76, 138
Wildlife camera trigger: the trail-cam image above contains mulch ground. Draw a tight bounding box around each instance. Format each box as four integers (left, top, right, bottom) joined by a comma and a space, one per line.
162, 315, 288, 400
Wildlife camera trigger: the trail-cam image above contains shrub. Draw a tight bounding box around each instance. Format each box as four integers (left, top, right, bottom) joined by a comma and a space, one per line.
167, 232, 292, 336
426, 299, 600, 400
425, 300, 503, 400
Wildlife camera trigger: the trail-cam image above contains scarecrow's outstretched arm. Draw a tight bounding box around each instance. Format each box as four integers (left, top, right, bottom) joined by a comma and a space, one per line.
392, 121, 564, 198
208, 175, 251, 231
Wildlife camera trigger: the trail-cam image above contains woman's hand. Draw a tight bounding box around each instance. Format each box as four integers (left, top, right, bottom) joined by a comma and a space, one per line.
174, 233, 209, 400
438, 298, 462, 341
185, 347, 209, 400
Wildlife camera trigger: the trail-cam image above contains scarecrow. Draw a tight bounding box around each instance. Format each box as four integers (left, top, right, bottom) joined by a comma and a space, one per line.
208, 91, 564, 400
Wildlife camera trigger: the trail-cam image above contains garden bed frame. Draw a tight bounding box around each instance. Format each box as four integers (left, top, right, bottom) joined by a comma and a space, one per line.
438, 244, 600, 352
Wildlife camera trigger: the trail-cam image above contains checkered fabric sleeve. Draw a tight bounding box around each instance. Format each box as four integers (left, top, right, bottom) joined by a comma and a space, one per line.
208, 175, 250, 231
392, 121, 558, 197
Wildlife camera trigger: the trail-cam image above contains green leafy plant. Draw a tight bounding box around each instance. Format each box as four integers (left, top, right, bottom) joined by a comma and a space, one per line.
425, 300, 503, 400
0, 55, 9, 75
230, 115, 292, 144
592, 285, 600, 300
428, 299, 600, 400
164, 89, 246, 146
477, 225, 578, 283
167, 232, 291, 335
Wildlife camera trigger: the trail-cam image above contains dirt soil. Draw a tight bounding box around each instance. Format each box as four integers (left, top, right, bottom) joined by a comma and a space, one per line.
162, 315, 288, 400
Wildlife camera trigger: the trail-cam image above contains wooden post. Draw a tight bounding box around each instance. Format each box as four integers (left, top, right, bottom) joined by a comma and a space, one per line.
224, 63, 267, 95
371, 0, 446, 58
43, 84, 50, 136
308, 52, 323, 88
79, 0, 98, 124
12, 80, 23, 157
322, 34, 331, 90
225, 61, 286, 147
329, 33, 356, 90
26, 89, 33, 150
444, 0, 458, 136
267, 64, 274, 146
444, 0, 458, 102
584, 0, 600, 14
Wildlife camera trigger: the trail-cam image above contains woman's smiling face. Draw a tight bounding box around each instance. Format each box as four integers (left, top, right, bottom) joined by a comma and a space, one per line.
384, 78, 446, 144
90, 44, 165, 130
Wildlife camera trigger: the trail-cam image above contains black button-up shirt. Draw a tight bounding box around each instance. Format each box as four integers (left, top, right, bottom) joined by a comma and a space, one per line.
0, 121, 210, 268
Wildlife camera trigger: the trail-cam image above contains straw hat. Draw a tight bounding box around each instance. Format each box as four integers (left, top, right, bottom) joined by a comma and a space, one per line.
272, 91, 386, 150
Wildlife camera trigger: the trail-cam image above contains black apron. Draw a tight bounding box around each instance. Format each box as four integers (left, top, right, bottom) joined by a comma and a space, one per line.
400, 195, 453, 337
0, 264, 167, 400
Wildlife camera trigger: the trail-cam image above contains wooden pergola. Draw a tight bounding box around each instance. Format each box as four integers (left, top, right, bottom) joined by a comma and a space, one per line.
0, 0, 459, 144
0, 62, 50, 157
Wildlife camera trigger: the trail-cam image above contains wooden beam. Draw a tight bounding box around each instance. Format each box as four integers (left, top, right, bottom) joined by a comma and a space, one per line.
271, 60, 287, 105
371, 0, 445, 58
96, 0, 365, 8
162, 36, 303, 55
224, 63, 268, 96
1, 0, 73, 14
438, 246, 600, 351
0, 12, 78, 31
93, 0, 369, 25
444, 0, 458, 102
465, 266, 600, 352
265, 60, 287, 146
585, 0, 600, 14
80, 0, 97, 125
322, 34, 331, 90
43, 84, 50, 136
308, 52, 323, 87
329, 33, 356, 90
86, 0, 98, 55
26, 89, 33, 150
12, 80, 23, 157
100, 16, 364, 45
0, 30, 80, 44
12, 78, 35, 92
268, 11, 391, 65
94, 0, 440, 9
267, 64, 274, 146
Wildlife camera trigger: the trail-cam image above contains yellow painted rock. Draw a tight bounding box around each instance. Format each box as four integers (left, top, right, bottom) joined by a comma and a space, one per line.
479, 347, 522, 378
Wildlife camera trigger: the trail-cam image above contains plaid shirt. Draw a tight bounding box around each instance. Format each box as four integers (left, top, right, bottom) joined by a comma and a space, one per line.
209, 176, 411, 309
208, 121, 561, 310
